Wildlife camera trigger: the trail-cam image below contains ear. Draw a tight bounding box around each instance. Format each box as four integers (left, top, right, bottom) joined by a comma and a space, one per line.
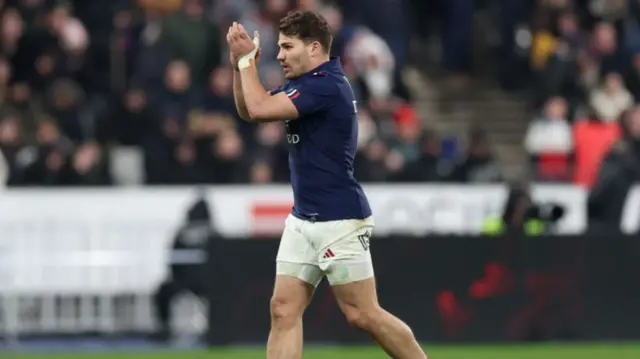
311, 41, 323, 55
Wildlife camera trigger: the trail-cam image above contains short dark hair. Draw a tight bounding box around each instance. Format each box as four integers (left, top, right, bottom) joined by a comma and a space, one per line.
279, 10, 333, 54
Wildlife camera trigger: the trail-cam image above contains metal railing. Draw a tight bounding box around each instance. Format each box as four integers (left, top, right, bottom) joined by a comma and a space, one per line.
0, 218, 207, 343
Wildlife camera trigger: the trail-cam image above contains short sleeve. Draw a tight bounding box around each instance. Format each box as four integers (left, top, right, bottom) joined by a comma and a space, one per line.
269, 86, 284, 96
285, 80, 334, 117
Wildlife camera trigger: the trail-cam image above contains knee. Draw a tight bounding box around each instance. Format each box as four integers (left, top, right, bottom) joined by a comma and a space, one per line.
343, 305, 383, 332
270, 295, 303, 328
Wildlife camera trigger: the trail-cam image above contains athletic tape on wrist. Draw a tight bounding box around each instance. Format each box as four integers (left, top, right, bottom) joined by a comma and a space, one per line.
238, 36, 260, 70
238, 55, 254, 70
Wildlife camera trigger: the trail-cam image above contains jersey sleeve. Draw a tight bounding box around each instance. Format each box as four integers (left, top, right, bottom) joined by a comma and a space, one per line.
268, 86, 284, 96
286, 79, 335, 117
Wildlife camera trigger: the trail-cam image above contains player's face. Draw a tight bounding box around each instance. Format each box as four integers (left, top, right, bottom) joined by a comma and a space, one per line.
277, 33, 313, 79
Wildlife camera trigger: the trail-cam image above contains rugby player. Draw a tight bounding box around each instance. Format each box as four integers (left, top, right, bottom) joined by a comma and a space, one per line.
227, 10, 428, 359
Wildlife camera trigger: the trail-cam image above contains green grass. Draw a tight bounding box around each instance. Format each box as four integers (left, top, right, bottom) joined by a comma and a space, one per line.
2, 343, 639, 359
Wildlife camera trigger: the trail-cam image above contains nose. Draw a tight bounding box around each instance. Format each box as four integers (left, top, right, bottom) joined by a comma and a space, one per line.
277, 50, 285, 61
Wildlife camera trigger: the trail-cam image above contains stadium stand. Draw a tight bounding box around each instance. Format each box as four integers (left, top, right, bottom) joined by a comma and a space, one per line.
1, 0, 638, 188
0, 0, 512, 187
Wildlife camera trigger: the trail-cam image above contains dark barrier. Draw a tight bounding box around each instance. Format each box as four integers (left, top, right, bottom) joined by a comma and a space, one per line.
206, 236, 640, 345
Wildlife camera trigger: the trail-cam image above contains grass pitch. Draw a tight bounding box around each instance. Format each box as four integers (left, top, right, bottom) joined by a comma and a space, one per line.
1, 343, 639, 359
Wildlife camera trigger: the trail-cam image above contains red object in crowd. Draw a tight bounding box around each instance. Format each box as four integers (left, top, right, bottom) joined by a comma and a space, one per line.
394, 103, 419, 129
537, 153, 571, 181
573, 120, 621, 187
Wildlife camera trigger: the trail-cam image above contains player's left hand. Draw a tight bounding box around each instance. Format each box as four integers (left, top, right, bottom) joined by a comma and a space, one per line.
227, 22, 259, 59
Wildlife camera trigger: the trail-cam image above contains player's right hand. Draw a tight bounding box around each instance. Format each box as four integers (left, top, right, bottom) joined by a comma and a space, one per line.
228, 22, 261, 70
227, 23, 240, 69
228, 24, 260, 70
229, 45, 261, 69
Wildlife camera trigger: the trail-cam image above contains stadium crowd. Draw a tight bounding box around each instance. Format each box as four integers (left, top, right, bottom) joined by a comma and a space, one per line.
0, 0, 504, 186
3, 0, 639, 188
524, 0, 640, 185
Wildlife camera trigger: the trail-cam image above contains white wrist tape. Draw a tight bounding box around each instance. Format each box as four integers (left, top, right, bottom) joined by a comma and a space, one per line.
238, 36, 260, 70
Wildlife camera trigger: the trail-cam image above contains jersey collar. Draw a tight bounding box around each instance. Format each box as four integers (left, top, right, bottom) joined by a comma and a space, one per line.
304, 57, 342, 77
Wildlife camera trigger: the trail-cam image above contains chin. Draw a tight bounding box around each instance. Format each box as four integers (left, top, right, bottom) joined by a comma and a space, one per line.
284, 73, 297, 80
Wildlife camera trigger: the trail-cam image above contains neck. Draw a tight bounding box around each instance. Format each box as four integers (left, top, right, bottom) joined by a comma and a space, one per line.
307, 56, 331, 71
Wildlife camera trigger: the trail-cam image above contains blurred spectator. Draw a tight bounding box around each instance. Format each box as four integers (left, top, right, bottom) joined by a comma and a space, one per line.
173, 138, 209, 184
322, 4, 396, 101
355, 138, 389, 182
112, 87, 155, 146
449, 129, 503, 183
588, 105, 640, 233
1, 7, 23, 58
0, 111, 24, 184
240, 0, 289, 81
212, 129, 248, 183
158, 60, 201, 121
525, 97, 574, 180
409, 0, 472, 76
531, 10, 586, 72
582, 22, 621, 89
339, 0, 409, 75
161, 0, 221, 83
345, 26, 395, 101
46, 79, 88, 143
22, 119, 71, 186
0, 57, 10, 102
67, 140, 111, 185
382, 105, 425, 181
494, 0, 532, 90
128, 8, 172, 91
401, 130, 446, 182
525, 97, 573, 154
389, 116, 421, 164
202, 66, 250, 139
153, 194, 214, 342
211, 0, 256, 25
587, 0, 627, 24
250, 159, 274, 184
252, 122, 288, 182
623, 52, 640, 101
589, 72, 633, 122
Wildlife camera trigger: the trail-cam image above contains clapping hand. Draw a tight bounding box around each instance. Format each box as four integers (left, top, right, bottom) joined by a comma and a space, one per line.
227, 22, 261, 70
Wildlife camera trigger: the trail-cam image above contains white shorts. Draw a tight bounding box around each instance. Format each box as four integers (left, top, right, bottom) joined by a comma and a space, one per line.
276, 214, 375, 287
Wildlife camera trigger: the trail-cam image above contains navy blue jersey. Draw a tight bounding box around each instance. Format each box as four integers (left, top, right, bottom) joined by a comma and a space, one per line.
270, 58, 372, 222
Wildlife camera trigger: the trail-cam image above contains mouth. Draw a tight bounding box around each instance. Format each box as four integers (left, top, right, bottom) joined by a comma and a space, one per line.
282, 64, 290, 72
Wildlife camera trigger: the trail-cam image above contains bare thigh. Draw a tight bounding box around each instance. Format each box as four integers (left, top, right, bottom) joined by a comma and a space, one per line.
331, 277, 380, 324
271, 274, 316, 316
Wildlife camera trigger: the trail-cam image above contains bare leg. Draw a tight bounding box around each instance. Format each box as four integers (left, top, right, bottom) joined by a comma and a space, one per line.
266, 274, 315, 359
332, 278, 428, 359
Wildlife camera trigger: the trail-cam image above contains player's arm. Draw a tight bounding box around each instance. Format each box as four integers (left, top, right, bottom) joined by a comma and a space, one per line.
228, 22, 260, 121
239, 62, 299, 122
232, 69, 251, 121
